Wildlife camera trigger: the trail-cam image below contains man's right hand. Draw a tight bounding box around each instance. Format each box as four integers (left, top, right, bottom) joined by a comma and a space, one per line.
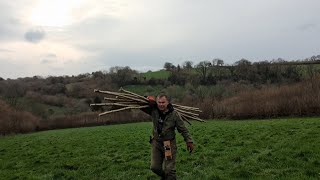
147, 96, 156, 106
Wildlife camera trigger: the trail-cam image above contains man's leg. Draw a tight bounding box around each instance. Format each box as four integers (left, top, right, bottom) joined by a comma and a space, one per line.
150, 140, 165, 178
164, 140, 177, 180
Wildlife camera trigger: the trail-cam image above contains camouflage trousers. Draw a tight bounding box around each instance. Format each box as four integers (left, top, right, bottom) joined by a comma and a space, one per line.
150, 139, 177, 180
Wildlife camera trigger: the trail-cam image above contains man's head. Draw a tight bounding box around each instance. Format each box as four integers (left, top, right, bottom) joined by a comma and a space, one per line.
157, 93, 170, 112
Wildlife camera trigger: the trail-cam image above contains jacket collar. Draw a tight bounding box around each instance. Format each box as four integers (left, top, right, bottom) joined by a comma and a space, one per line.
157, 103, 174, 116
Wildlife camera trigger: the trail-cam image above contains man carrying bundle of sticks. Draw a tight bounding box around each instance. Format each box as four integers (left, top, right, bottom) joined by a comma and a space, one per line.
91, 88, 202, 179
141, 92, 194, 180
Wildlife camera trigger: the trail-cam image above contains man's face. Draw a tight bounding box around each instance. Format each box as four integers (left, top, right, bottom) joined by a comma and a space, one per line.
157, 96, 169, 112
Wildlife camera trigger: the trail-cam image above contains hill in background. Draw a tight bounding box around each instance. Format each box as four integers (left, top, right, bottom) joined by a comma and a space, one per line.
1, 56, 320, 134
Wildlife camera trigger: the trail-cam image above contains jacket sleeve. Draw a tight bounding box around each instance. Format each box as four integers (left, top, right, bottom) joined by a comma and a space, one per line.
175, 111, 193, 143
140, 104, 156, 115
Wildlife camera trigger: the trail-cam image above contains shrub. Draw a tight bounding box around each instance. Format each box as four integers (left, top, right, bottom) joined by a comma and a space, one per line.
0, 99, 40, 135
212, 77, 320, 119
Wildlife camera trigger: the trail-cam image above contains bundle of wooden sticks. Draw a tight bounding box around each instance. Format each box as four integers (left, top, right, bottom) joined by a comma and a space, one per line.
90, 88, 204, 125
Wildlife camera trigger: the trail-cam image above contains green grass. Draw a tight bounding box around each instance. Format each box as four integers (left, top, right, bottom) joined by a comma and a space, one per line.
1, 118, 320, 179
141, 70, 171, 80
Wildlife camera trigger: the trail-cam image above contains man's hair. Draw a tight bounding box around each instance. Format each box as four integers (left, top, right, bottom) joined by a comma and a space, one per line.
157, 92, 171, 102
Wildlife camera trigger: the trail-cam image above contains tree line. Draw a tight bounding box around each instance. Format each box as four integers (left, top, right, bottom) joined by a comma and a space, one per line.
0, 55, 320, 134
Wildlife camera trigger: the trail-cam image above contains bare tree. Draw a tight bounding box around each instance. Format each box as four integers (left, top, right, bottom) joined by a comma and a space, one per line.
217, 59, 224, 66
196, 61, 212, 83
212, 58, 224, 66
182, 61, 193, 70
164, 62, 176, 71
109, 66, 138, 86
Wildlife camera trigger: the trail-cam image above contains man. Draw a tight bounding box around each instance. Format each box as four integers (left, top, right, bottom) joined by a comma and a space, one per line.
142, 93, 194, 180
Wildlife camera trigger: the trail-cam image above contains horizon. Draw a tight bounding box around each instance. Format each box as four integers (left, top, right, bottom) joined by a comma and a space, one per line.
3, 55, 320, 80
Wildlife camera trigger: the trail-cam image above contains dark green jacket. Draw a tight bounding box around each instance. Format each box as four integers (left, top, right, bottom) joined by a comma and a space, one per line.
142, 104, 193, 143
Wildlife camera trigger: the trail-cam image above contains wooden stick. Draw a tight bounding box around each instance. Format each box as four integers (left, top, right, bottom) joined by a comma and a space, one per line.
173, 104, 202, 112
119, 87, 149, 101
94, 88, 204, 122
180, 113, 205, 122
175, 106, 202, 113
173, 103, 201, 110
174, 106, 201, 112
114, 102, 146, 105
116, 92, 148, 103
90, 103, 141, 107
95, 89, 147, 103
180, 114, 192, 125
99, 105, 149, 116
103, 97, 134, 102
179, 113, 197, 120
116, 88, 150, 103
117, 94, 148, 103
175, 108, 199, 116
103, 98, 139, 104
177, 112, 191, 125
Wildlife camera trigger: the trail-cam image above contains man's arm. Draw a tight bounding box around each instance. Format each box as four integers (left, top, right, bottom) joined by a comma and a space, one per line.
140, 96, 156, 115
175, 111, 193, 143
175, 112, 194, 152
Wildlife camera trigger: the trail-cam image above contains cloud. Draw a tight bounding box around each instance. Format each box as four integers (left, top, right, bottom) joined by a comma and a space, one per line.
0, 48, 14, 52
24, 28, 46, 43
298, 23, 318, 31
1, 0, 320, 79
41, 53, 57, 64
0, 1, 35, 42
45, 53, 57, 58
41, 59, 57, 64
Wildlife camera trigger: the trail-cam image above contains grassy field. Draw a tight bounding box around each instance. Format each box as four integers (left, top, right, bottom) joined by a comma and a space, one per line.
141, 70, 171, 80
0, 118, 320, 179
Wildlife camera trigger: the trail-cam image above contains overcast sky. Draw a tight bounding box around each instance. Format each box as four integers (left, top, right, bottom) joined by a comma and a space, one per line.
0, 0, 319, 79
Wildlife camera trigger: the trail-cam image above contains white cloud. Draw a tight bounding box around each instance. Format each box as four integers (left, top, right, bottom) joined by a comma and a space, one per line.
0, 0, 320, 78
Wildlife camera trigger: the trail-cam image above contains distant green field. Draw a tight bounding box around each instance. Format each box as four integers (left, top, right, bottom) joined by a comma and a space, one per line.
1, 118, 320, 179
141, 70, 171, 80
